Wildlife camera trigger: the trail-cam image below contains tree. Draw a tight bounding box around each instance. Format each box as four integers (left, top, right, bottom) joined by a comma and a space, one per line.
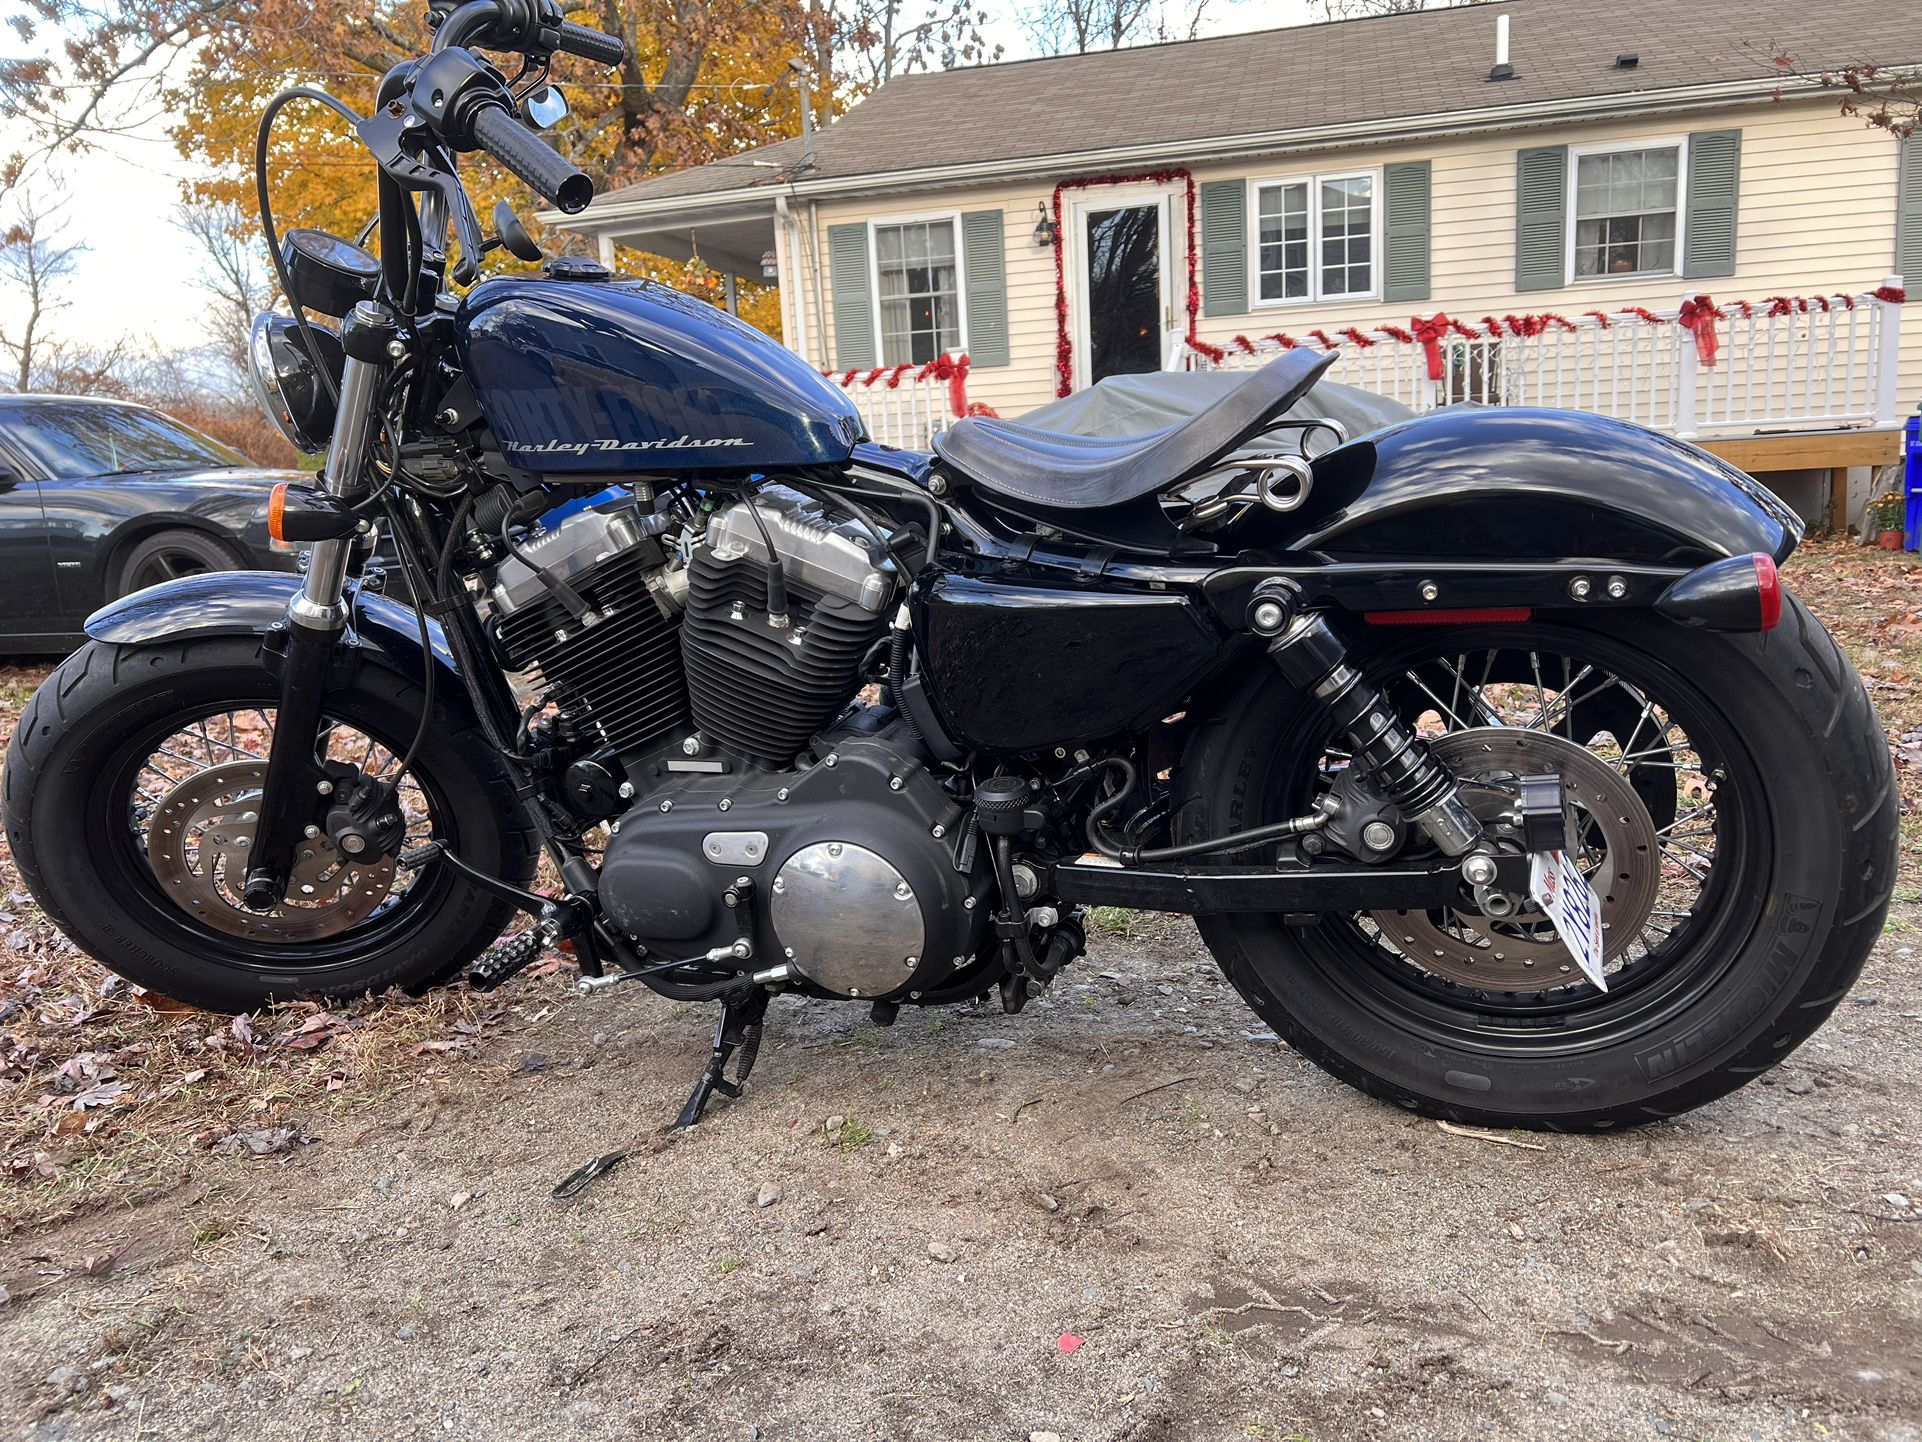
177, 201, 273, 377
1312, 0, 1481, 18
0, 193, 85, 392
819, 0, 998, 95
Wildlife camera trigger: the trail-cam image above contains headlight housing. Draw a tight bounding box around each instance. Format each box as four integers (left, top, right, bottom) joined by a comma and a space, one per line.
247, 313, 343, 455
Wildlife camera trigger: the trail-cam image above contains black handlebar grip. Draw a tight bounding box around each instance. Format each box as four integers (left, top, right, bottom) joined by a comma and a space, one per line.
470, 102, 594, 213
554, 19, 626, 66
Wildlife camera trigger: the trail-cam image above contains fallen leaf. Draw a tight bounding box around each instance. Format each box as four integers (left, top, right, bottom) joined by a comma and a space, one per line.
213, 1125, 314, 1158
69, 1081, 131, 1111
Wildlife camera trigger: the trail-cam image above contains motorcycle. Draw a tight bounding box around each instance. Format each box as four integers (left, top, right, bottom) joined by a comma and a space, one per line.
2, 0, 1897, 1132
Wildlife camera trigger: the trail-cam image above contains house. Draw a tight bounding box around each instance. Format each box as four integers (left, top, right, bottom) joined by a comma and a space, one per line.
550, 0, 1922, 525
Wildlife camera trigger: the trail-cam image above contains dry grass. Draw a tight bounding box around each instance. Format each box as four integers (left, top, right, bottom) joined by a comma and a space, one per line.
0, 537, 1917, 1236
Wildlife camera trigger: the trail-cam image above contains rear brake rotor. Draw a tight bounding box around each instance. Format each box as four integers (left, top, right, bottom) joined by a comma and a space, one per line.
145, 761, 397, 942
1369, 728, 1662, 990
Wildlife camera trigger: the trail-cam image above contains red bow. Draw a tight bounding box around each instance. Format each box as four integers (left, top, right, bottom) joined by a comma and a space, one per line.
1411, 313, 1452, 381
1677, 295, 1723, 368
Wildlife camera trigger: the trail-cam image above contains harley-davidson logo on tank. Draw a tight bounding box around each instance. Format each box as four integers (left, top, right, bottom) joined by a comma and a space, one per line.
455, 275, 866, 474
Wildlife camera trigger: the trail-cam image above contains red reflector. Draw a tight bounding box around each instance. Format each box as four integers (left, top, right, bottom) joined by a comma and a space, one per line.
267, 482, 288, 544
1753, 553, 1782, 631
1363, 607, 1533, 626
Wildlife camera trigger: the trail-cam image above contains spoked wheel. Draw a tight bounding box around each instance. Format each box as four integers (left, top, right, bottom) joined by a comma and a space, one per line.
5, 635, 538, 1011
1174, 600, 1896, 1129
127, 709, 432, 946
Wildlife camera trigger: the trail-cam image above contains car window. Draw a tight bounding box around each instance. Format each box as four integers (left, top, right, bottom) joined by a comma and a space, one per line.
1, 402, 247, 479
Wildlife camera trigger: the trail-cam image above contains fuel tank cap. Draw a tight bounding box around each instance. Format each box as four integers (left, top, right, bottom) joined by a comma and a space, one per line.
542, 256, 613, 282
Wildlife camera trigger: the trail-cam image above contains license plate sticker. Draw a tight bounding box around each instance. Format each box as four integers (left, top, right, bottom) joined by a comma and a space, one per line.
1528, 850, 1608, 991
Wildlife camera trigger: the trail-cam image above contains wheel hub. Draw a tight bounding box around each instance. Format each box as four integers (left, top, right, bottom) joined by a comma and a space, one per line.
1370, 728, 1662, 989
145, 761, 396, 941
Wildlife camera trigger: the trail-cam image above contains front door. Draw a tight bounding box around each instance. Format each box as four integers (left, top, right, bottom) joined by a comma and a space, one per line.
1069, 186, 1175, 390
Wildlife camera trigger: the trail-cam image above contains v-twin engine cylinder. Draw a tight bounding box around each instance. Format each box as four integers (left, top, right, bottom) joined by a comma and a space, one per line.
680, 487, 895, 768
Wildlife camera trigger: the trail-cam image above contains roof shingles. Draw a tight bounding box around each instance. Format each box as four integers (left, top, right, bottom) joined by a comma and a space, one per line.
588, 0, 1920, 211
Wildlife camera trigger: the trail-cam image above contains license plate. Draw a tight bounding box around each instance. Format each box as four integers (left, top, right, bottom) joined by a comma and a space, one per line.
1528, 850, 1608, 991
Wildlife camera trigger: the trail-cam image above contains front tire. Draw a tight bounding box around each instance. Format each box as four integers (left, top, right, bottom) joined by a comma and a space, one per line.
1173, 597, 1896, 1130
3, 635, 539, 1012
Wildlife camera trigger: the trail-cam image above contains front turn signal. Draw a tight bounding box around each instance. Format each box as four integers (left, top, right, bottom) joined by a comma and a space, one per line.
267, 482, 359, 545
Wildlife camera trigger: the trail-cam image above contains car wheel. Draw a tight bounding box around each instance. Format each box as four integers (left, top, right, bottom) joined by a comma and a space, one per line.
113, 529, 248, 598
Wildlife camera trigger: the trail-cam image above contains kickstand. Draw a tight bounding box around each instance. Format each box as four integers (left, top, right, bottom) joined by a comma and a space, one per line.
673, 989, 768, 1129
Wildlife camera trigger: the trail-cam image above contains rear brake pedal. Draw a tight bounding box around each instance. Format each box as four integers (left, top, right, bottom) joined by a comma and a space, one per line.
467, 930, 545, 992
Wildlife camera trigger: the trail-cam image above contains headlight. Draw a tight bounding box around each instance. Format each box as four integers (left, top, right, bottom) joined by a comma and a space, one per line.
248, 313, 343, 455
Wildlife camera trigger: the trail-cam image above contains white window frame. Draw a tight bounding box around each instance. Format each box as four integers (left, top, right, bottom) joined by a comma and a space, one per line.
1565, 138, 1688, 285
866, 209, 968, 366
1247, 168, 1382, 308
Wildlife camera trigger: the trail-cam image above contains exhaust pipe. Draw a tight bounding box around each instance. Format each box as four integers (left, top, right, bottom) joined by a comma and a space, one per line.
1654, 552, 1783, 632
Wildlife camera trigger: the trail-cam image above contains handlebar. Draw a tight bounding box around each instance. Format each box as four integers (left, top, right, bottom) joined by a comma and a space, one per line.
554, 18, 627, 66
470, 102, 593, 213
431, 0, 627, 66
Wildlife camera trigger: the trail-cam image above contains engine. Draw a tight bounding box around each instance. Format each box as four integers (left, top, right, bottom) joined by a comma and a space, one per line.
598, 719, 992, 1001
486, 483, 987, 1000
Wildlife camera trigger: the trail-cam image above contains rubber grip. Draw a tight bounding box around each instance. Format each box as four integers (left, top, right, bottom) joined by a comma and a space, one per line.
471, 103, 594, 214
554, 19, 626, 66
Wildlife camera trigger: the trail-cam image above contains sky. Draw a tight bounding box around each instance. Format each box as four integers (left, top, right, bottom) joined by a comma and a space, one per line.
1, 0, 1322, 360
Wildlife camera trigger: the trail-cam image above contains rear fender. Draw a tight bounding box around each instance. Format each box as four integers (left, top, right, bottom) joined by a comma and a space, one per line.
84, 571, 470, 722
1280, 407, 1802, 566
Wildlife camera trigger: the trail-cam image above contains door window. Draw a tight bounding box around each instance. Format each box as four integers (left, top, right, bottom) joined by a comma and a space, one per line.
1084, 204, 1162, 383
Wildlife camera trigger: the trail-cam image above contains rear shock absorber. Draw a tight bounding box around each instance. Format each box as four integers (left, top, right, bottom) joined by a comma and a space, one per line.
1264, 611, 1483, 856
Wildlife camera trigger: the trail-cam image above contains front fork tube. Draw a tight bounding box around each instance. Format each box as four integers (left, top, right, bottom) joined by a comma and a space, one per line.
243, 328, 387, 909
1266, 613, 1483, 857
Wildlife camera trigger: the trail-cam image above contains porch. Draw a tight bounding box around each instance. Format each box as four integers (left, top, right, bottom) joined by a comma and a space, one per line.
827, 279, 1908, 531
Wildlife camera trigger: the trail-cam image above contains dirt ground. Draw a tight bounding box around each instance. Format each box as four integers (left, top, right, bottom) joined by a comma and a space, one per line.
2, 539, 1921, 1442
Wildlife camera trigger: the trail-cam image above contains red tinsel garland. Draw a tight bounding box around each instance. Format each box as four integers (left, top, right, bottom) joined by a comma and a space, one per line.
1050, 168, 1199, 398
829, 353, 976, 418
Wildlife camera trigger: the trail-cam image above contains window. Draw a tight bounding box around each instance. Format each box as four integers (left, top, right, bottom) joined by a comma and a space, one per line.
1254, 171, 1377, 304
873, 218, 961, 365
1572, 145, 1681, 280
2, 401, 245, 480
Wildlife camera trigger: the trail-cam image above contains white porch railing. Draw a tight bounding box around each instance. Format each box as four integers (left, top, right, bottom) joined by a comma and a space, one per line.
825, 355, 977, 450
1167, 277, 1906, 440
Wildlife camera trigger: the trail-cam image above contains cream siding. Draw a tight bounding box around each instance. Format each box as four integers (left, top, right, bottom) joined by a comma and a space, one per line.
789, 96, 1914, 425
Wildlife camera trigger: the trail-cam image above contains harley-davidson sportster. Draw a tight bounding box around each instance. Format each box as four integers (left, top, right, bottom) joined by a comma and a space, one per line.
2, 1, 1898, 1132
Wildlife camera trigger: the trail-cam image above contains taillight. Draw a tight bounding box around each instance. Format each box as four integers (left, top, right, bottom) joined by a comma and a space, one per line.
1754, 553, 1782, 631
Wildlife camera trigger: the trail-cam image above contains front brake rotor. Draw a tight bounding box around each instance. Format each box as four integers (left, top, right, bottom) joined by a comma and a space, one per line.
145, 761, 397, 941
1369, 728, 1662, 990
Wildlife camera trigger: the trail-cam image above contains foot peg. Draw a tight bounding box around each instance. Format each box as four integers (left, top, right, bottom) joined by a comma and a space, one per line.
467, 929, 545, 992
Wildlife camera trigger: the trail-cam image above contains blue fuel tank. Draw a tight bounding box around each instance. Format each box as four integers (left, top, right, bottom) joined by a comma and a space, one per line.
456, 274, 865, 476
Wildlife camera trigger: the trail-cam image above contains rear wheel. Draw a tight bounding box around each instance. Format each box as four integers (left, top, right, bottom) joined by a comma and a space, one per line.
1172, 597, 1896, 1130
4, 635, 539, 1011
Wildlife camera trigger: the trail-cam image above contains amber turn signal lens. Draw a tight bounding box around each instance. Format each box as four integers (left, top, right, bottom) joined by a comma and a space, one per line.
267, 482, 289, 544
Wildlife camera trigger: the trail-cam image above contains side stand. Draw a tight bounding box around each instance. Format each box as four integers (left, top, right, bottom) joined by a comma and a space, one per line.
673, 989, 768, 1128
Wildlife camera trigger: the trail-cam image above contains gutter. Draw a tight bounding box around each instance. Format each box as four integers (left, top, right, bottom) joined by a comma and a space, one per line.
545, 73, 1829, 229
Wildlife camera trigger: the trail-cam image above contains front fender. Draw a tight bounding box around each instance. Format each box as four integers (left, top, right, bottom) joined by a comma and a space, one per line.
1286, 408, 1802, 566
85, 571, 468, 720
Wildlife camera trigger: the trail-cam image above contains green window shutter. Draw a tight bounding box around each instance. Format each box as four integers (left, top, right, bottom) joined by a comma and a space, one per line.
1514, 145, 1568, 293
1899, 136, 1922, 282
827, 222, 875, 370
960, 210, 1009, 368
1200, 179, 1247, 317
1382, 160, 1432, 303
1683, 129, 1741, 279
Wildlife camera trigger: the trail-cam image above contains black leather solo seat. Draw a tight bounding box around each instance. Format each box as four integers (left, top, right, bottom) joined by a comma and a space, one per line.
931, 349, 1334, 514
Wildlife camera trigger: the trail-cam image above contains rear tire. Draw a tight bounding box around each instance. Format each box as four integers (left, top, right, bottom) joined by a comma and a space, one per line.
1172, 596, 1896, 1130
3, 635, 539, 1012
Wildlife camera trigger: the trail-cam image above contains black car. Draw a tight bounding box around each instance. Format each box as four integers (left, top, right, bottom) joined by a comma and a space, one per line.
0, 395, 301, 650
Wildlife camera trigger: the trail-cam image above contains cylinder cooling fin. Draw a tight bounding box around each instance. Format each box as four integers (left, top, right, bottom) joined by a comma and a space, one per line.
680, 490, 894, 768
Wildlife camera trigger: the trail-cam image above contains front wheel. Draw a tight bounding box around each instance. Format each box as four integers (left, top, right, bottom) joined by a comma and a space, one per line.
1173, 596, 1897, 1130
3, 634, 540, 1012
